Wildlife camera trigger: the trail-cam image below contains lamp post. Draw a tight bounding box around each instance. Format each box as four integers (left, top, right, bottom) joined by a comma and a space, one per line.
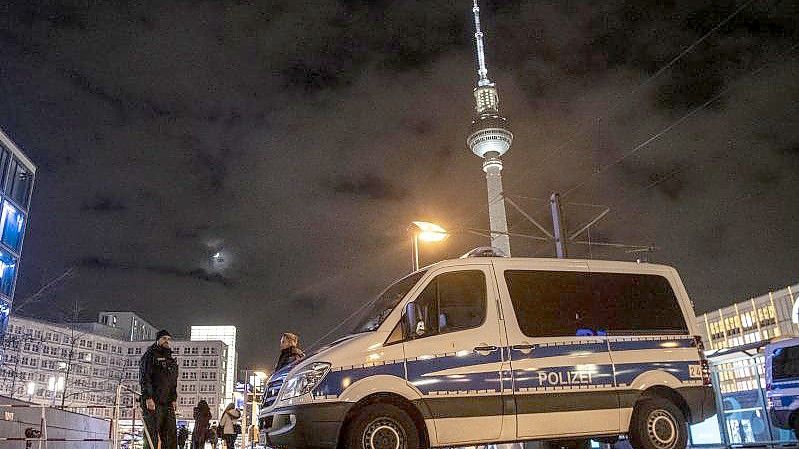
26, 381, 35, 401
410, 221, 449, 271
242, 369, 269, 448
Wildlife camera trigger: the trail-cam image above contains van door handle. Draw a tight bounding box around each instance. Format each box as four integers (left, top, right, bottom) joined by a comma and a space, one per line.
474, 345, 498, 354
512, 344, 534, 355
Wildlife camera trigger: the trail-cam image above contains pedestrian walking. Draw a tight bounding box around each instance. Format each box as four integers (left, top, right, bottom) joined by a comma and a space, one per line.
139, 329, 179, 449
218, 403, 242, 449
275, 332, 305, 371
248, 424, 259, 448
208, 425, 219, 449
177, 424, 189, 449
192, 400, 212, 449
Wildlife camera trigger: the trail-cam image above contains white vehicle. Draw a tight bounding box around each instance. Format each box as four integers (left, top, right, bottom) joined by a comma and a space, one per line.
259, 252, 716, 449
765, 337, 799, 435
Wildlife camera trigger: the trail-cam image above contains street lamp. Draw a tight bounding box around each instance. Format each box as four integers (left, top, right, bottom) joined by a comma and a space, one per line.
242, 369, 270, 448
410, 221, 449, 271
26, 381, 35, 401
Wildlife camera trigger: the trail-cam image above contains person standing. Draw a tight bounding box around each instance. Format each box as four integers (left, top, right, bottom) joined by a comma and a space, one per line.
208, 425, 219, 449
192, 400, 212, 449
177, 424, 189, 449
139, 329, 179, 449
218, 403, 241, 449
275, 332, 305, 371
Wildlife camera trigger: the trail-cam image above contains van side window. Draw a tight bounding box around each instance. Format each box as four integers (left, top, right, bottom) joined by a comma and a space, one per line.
412, 270, 486, 338
504, 270, 687, 337
773, 346, 799, 380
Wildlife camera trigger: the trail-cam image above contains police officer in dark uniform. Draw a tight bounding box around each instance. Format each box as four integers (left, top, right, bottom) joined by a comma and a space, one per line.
140, 329, 179, 449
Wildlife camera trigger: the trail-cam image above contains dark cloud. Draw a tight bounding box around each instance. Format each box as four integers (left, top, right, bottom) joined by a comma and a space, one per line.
79, 257, 233, 287
82, 194, 127, 213
326, 174, 410, 201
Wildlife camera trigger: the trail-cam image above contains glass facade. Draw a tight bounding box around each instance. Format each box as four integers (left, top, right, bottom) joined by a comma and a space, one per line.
0, 129, 36, 362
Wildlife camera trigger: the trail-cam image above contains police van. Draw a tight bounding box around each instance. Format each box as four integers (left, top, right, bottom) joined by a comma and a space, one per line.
259, 253, 716, 449
766, 338, 799, 436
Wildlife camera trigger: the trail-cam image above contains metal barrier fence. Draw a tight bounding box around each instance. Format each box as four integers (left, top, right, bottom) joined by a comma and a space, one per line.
687, 353, 799, 448
0, 385, 157, 449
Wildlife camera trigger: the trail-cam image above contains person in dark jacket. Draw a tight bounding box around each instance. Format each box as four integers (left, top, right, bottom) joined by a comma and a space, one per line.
139, 329, 179, 449
177, 425, 189, 449
192, 400, 212, 449
275, 332, 305, 371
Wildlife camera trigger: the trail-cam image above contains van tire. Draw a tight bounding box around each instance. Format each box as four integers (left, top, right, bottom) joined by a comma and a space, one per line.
344, 403, 421, 449
629, 397, 687, 449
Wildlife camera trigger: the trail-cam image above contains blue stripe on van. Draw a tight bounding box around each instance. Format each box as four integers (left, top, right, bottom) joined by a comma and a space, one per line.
771, 381, 799, 391
608, 338, 695, 351
303, 338, 698, 399
614, 361, 694, 385
530, 342, 609, 359
313, 362, 404, 397
407, 350, 504, 394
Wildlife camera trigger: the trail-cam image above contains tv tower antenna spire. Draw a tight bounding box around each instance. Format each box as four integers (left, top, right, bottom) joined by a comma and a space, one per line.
472, 0, 491, 86
466, 0, 513, 256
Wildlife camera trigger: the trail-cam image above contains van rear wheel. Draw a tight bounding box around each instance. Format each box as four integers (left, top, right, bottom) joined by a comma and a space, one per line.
345, 403, 421, 449
629, 398, 687, 449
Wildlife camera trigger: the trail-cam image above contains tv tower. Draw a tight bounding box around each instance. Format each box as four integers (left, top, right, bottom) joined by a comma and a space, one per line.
466, 0, 513, 256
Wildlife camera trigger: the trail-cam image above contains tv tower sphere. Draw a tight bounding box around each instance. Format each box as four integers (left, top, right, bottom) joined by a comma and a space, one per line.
465, 0, 513, 256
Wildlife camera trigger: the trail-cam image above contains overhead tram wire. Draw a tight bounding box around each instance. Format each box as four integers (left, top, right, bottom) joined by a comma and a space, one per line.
448, 0, 763, 229
560, 40, 799, 200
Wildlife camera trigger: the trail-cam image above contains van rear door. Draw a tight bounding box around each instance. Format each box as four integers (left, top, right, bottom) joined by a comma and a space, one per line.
496, 261, 621, 440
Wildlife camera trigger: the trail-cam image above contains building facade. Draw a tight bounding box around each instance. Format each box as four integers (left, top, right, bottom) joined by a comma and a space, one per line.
191, 325, 237, 406
0, 314, 227, 421
98, 311, 158, 342
0, 128, 36, 357
696, 283, 799, 351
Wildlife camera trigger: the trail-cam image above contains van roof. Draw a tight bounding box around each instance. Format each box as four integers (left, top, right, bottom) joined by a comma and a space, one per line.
420, 256, 678, 276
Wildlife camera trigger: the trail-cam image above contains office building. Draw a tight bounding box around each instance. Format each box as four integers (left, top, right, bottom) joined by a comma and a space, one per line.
0, 314, 227, 421
0, 127, 36, 360
98, 311, 158, 341
696, 283, 799, 351
191, 325, 237, 406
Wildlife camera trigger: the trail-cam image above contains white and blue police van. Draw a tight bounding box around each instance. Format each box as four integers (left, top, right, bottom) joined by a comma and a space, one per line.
259, 253, 716, 449
766, 338, 799, 437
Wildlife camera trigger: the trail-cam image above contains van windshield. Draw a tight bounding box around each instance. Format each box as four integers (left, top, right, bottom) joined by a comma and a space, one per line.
352, 271, 427, 333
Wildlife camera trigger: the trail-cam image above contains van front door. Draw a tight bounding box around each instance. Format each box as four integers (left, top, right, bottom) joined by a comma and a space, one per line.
498, 266, 621, 440
402, 265, 507, 446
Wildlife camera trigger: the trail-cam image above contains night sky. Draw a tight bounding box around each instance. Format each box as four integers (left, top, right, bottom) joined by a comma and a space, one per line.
1, 0, 797, 368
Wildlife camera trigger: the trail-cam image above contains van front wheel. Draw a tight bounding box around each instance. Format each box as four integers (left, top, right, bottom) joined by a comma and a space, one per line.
629, 398, 687, 449
345, 403, 421, 449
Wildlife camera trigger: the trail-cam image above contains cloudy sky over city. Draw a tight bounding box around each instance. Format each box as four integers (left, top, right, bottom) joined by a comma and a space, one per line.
0, 0, 797, 365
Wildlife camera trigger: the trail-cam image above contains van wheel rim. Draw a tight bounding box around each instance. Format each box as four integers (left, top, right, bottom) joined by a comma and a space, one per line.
647, 410, 678, 449
363, 417, 405, 449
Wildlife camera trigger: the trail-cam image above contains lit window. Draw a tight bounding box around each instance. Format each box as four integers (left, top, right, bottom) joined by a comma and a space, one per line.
0, 249, 18, 296
0, 202, 24, 251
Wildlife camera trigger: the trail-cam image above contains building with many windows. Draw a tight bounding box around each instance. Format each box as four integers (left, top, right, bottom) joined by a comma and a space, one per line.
0, 314, 228, 421
97, 311, 158, 341
0, 127, 36, 359
190, 325, 237, 406
696, 283, 798, 351
694, 283, 799, 445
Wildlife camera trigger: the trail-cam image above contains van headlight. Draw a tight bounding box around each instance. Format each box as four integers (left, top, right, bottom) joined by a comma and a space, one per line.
280, 363, 331, 400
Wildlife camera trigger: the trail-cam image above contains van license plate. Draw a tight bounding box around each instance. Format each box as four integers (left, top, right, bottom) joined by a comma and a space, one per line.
689, 364, 703, 378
